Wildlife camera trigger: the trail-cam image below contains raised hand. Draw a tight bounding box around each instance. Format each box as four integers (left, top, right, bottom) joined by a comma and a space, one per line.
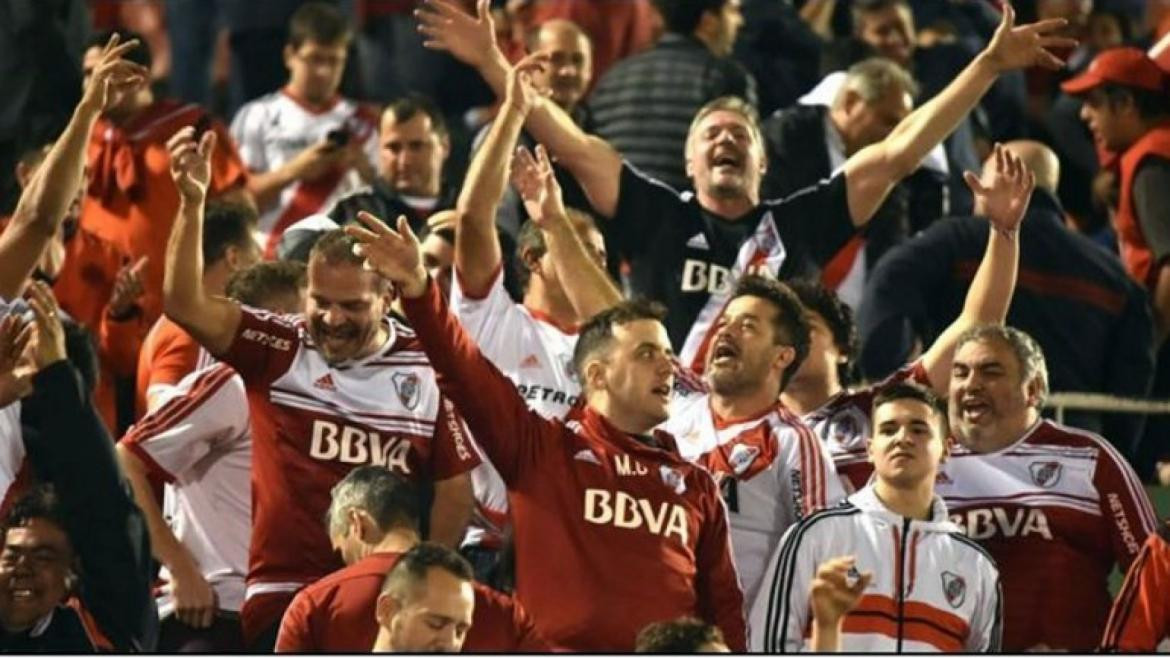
504, 52, 550, 116
810, 556, 873, 629
109, 256, 148, 318
416, 0, 497, 68
965, 143, 1035, 237
0, 314, 33, 408
511, 145, 565, 228
167, 126, 217, 205
81, 33, 149, 114
25, 281, 67, 369
345, 212, 428, 299
983, 3, 1077, 72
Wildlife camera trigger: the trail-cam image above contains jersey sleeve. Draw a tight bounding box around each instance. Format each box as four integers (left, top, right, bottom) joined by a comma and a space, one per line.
429, 397, 482, 480
229, 101, 268, 172
1101, 528, 1170, 652
208, 118, 249, 195
466, 585, 552, 652
399, 279, 557, 486
779, 420, 848, 520
217, 305, 302, 388
274, 587, 316, 652
695, 475, 748, 651
141, 325, 202, 412
609, 161, 684, 257
1092, 439, 1158, 571
966, 557, 1003, 652
749, 517, 822, 652
450, 264, 519, 340
119, 365, 247, 483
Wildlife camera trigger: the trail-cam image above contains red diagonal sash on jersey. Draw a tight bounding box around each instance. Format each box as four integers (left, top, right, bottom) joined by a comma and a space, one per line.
680, 210, 786, 373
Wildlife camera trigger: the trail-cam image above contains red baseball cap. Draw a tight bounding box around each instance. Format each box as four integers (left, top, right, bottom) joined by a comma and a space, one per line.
1061, 47, 1168, 95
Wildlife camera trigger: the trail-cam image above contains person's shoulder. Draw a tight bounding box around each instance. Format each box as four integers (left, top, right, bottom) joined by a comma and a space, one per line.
946, 529, 1000, 574
788, 499, 861, 538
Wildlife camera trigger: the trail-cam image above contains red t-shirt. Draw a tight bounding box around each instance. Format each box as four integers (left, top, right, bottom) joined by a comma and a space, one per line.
274, 551, 548, 652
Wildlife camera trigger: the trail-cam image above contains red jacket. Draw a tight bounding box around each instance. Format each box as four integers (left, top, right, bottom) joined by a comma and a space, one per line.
1102, 522, 1170, 651
400, 280, 746, 651
1113, 124, 1170, 288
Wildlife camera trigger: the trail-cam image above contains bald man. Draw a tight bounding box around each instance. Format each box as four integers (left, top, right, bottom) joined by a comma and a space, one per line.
860, 140, 1155, 458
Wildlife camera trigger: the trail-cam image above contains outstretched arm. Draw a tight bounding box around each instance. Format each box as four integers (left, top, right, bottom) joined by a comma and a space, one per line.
162, 127, 242, 356
417, 0, 623, 217
0, 35, 147, 299
842, 5, 1071, 226
455, 54, 545, 294
512, 145, 621, 319
921, 144, 1033, 391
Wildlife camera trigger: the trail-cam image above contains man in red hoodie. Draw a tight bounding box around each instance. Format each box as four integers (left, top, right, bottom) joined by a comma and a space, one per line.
348, 210, 747, 651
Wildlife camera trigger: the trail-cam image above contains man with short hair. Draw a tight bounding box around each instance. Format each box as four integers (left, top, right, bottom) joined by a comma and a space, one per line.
327, 96, 454, 235
136, 201, 261, 417
782, 143, 1033, 491
372, 543, 475, 653
420, 1, 1071, 358
1061, 47, 1170, 481
663, 274, 844, 607
80, 32, 250, 326
751, 383, 1003, 652
860, 140, 1155, 456
275, 467, 547, 652
162, 127, 478, 649
231, 1, 379, 256
635, 617, 730, 653
117, 261, 305, 652
937, 325, 1158, 651
586, 0, 754, 191
349, 213, 747, 650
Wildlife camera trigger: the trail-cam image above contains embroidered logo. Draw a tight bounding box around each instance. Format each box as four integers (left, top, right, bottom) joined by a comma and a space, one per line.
313, 373, 337, 391
941, 571, 966, 608
659, 465, 687, 495
1029, 461, 1062, 488
392, 372, 421, 410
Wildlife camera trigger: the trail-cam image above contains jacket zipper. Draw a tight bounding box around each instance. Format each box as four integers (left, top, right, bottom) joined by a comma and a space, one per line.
896, 517, 911, 652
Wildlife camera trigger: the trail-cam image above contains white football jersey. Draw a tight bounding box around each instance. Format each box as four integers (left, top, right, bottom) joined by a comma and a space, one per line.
230, 89, 379, 252
450, 269, 580, 549
120, 363, 251, 614
663, 391, 845, 607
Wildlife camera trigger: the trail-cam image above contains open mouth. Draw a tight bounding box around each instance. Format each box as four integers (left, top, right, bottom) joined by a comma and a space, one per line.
959, 398, 990, 423
9, 587, 35, 601
711, 339, 740, 365
711, 150, 742, 171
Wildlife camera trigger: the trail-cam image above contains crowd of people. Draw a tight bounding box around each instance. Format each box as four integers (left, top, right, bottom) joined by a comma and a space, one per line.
2, 0, 1170, 652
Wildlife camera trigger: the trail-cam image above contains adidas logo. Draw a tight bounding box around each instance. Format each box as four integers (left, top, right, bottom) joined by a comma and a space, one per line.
520, 354, 541, 369
314, 373, 337, 391
685, 232, 710, 250
574, 449, 601, 465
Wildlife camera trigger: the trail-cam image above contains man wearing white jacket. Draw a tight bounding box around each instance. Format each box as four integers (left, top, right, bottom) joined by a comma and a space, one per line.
750, 382, 1002, 652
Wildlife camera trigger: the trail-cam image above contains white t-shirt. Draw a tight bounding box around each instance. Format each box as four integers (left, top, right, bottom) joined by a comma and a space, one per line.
450, 268, 580, 548
230, 89, 379, 252
119, 363, 251, 614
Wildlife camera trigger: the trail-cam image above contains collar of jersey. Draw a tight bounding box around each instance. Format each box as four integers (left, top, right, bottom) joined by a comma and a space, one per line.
949, 417, 1045, 458
579, 406, 685, 463
849, 484, 961, 534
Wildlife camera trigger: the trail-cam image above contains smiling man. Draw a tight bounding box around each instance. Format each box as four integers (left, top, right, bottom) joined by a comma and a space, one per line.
161, 127, 478, 650
750, 383, 1003, 652
934, 325, 1158, 652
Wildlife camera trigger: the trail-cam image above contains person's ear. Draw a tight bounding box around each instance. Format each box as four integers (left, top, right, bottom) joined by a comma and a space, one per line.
375, 592, 399, 628
584, 358, 606, 392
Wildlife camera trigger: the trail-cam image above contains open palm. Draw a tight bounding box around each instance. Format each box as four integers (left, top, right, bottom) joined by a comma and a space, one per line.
965, 143, 1035, 236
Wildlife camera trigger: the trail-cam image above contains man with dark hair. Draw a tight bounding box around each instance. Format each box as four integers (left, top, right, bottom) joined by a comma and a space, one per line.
136, 201, 261, 417
751, 381, 1003, 652
163, 127, 478, 650
231, 1, 379, 257
450, 59, 619, 578
1, 283, 156, 651
80, 32, 250, 328
1061, 47, 1170, 482
421, 2, 1071, 359
936, 324, 1158, 651
116, 261, 305, 652
663, 274, 844, 608
372, 543, 475, 653
276, 467, 547, 652
781, 144, 1032, 491
635, 617, 730, 653
326, 95, 455, 236
585, 0, 754, 191
348, 210, 747, 650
